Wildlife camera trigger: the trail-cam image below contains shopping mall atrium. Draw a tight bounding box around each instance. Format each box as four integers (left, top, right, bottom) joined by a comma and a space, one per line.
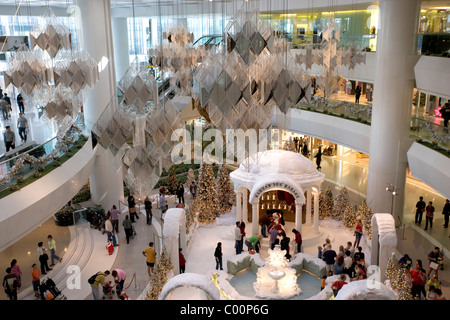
0, 0, 449, 302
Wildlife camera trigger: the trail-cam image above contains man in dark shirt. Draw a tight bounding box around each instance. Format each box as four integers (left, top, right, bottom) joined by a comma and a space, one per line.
322, 244, 337, 276
415, 196, 426, 225
442, 199, 450, 228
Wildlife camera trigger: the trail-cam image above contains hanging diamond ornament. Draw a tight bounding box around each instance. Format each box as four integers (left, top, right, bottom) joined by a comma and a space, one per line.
3, 47, 50, 96
30, 7, 72, 59
118, 59, 158, 116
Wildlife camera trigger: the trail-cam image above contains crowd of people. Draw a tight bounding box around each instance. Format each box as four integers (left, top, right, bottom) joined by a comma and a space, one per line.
415, 196, 450, 231
1, 89, 29, 154
397, 246, 446, 300
2, 235, 63, 300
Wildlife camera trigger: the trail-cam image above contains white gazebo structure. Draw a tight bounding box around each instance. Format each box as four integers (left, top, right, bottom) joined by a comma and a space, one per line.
230, 150, 325, 236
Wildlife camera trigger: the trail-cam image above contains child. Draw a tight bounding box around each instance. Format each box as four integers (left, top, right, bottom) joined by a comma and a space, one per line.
318, 246, 323, 259
102, 281, 115, 298
107, 240, 114, 255
321, 275, 327, 291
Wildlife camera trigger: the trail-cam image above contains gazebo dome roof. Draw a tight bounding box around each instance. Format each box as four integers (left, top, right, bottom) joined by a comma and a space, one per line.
237, 149, 318, 177
230, 150, 325, 196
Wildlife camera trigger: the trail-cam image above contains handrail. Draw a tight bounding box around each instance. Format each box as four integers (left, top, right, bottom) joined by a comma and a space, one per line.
0, 135, 59, 166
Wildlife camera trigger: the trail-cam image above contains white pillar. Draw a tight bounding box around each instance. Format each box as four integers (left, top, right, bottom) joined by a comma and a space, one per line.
76, 0, 124, 210
243, 189, 248, 222
236, 190, 242, 221
313, 188, 320, 234
306, 189, 312, 224
295, 201, 302, 234
366, 0, 421, 223
252, 201, 259, 236
112, 17, 130, 83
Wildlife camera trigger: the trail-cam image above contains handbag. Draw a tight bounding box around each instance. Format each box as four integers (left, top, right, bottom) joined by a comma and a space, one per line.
129, 207, 136, 213
429, 262, 439, 270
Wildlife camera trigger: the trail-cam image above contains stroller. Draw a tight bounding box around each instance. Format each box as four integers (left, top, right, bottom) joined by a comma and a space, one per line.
39, 277, 67, 300
130, 225, 137, 239
102, 281, 115, 299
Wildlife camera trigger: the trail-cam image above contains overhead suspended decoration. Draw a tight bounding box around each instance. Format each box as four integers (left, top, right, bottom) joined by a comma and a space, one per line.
30, 7, 72, 58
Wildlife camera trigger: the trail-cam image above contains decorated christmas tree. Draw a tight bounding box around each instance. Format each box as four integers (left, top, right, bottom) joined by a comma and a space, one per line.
358, 201, 374, 239
386, 253, 400, 290
193, 162, 220, 223
324, 187, 334, 218
333, 187, 351, 221
343, 204, 357, 229
318, 191, 326, 220
217, 165, 235, 214
168, 166, 178, 195
396, 268, 413, 300
185, 204, 197, 236
146, 249, 174, 300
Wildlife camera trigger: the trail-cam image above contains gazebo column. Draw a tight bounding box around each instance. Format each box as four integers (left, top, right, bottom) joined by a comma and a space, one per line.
313, 186, 321, 234
306, 189, 312, 224
295, 201, 302, 234
251, 201, 259, 236
243, 189, 249, 222
236, 190, 242, 221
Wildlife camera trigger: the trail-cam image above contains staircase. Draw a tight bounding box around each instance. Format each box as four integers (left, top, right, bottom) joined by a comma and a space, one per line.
18, 222, 94, 300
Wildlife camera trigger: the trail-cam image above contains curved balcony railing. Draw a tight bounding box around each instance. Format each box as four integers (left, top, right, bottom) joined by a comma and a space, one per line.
0, 125, 89, 198
288, 33, 377, 51
293, 96, 372, 124
410, 116, 450, 157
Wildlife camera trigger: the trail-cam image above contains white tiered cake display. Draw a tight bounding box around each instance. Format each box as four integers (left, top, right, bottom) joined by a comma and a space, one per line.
253, 245, 301, 299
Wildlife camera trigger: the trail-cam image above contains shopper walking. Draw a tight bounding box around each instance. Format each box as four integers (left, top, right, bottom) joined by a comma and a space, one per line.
144, 196, 153, 225
427, 247, 442, 279
214, 242, 223, 270
37, 242, 52, 275
235, 221, 242, 254
142, 242, 156, 277
410, 262, 427, 300
17, 93, 25, 114
0, 97, 8, 120
2, 268, 19, 300
122, 215, 133, 244
415, 196, 426, 225
424, 201, 435, 230
105, 215, 118, 247
176, 182, 185, 204
314, 146, 322, 170
160, 193, 167, 219
110, 205, 121, 233
31, 263, 41, 298
10, 259, 22, 289
47, 235, 62, 267
127, 193, 139, 222
3, 126, 15, 152
17, 113, 28, 143
355, 85, 361, 103
292, 228, 302, 254
353, 219, 363, 248
179, 248, 186, 274
442, 199, 450, 228
189, 181, 197, 199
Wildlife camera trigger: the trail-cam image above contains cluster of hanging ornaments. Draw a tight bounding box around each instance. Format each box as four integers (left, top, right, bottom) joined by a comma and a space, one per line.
3, 8, 99, 128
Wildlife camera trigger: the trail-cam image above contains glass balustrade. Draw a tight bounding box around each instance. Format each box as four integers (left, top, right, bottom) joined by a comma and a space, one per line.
293, 97, 372, 124
0, 126, 88, 196
410, 116, 450, 156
